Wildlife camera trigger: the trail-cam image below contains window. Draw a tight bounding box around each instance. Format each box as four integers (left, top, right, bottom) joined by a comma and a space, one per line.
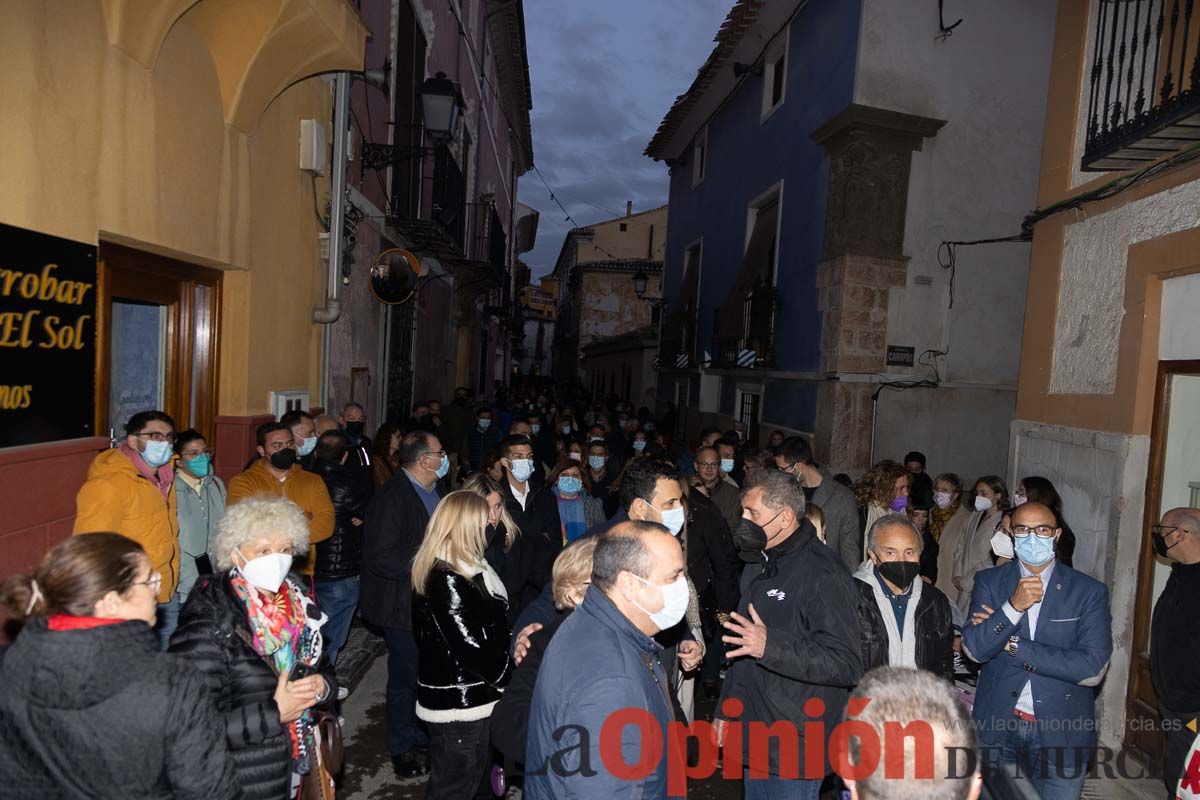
619, 222, 628, 232
691, 126, 707, 188
761, 31, 788, 121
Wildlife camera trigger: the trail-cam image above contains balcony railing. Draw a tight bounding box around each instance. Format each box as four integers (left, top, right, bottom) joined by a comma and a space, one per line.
1084, 0, 1200, 171
711, 286, 776, 370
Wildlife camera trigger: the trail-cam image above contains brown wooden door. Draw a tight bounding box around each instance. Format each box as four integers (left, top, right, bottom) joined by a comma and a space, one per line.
96, 244, 221, 443
1125, 360, 1200, 762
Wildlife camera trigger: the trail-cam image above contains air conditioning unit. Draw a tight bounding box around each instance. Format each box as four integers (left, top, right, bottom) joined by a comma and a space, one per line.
269, 390, 310, 420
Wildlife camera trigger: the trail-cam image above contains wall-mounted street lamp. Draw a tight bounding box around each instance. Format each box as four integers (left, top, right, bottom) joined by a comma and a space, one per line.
633, 269, 665, 308
360, 72, 464, 171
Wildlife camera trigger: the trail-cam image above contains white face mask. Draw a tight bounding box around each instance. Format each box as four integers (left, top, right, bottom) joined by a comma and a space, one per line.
975, 495, 994, 513
1013, 492, 1028, 507
990, 530, 1015, 560
657, 505, 686, 536
934, 491, 954, 510
631, 573, 689, 631
236, 549, 293, 593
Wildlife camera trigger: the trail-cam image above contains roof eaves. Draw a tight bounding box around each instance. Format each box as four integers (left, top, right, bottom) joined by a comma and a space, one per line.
645, 0, 766, 162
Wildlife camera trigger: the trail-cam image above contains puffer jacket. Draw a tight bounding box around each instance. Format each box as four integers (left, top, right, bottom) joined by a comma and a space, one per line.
169, 572, 337, 800
0, 617, 239, 798
311, 458, 370, 581
413, 562, 513, 722
74, 447, 180, 602
853, 562, 956, 681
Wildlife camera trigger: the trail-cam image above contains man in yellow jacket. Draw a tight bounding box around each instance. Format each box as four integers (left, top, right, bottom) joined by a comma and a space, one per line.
74, 410, 180, 649
227, 421, 335, 577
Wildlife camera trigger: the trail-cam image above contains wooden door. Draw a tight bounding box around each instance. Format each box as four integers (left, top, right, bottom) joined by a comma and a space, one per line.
96, 244, 221, 442
1125, 360, 1200, 761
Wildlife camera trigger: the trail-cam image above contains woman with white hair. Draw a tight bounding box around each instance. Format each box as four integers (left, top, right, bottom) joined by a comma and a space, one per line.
412, 490, 514, 799
170, 496, 338, 800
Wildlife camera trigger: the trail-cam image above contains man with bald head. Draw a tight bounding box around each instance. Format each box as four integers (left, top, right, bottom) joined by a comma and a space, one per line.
525, 521, 688, 799
1151, 506, 1200, 794
963, 501, 1112, 799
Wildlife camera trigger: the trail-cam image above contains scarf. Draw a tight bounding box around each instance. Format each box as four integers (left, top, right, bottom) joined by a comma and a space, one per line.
120, 442, 173, 499
930, 501, 960, 543
553, 488, 588, 544
229, 573, 328, 789
439, 552, 508, 602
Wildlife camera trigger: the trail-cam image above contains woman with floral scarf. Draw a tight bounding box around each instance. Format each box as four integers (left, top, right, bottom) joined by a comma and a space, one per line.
171, 496, 339, 800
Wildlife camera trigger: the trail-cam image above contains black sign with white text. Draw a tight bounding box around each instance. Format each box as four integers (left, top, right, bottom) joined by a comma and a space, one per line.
886, 345, 915, 367
0, 223, 97, 446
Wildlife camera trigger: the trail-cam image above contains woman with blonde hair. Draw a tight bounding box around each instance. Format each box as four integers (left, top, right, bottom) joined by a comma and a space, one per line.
412, 490, 514, 800
490, 537, 598, 768
170, 496, 338, 800
461, 472, 523, 602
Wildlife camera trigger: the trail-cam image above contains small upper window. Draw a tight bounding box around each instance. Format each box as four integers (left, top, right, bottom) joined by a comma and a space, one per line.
692, 126, 707, 188
761, 31, 788, 121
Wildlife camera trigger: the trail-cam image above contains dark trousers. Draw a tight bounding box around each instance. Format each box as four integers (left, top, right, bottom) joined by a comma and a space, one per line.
1161, 706, 1199, 796
381, 627, 428, 756
425, 718, 490, 800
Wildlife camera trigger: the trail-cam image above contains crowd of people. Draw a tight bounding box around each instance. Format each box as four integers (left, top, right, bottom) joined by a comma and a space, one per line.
0, 384, 1197, 800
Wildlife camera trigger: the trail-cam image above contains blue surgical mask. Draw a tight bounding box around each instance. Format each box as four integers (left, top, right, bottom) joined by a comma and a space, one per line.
142, 439, 173, 469
510, 458, 534, 483
557, 475, 582, 495
297, 436, 317, 457
720, 458, 735, 473
435, 453, 450, 479
1014, 532, 1056, 567
184, 454, 211, 478
478, 419, 492, 432
633, 440, 646, 452
531, 424, 541, 435
588, 455, 606, 471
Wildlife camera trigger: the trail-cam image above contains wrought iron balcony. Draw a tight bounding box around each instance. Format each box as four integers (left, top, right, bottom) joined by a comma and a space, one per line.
711, 286, 777, 370
1084, 0, 1200, 171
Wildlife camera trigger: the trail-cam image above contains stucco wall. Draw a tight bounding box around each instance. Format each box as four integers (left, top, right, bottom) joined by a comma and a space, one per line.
577, 271, 660, 348
577, 207, 668, 264
0, 1, 358, 417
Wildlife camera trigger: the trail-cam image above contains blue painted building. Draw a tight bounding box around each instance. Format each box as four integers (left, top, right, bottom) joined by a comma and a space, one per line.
646, 0, 1055, 479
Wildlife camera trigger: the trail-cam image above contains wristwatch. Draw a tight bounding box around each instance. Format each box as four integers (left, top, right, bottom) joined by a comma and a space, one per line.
1004, 635, 1020, 656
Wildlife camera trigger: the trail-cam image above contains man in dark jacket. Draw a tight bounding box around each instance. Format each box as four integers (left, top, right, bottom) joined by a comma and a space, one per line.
311, 431, 371, 667
526, 521, 686, 799
496, 434, 562, 617
717, 469, 864, 796
361, 429, 446, 778
461, 406, 501, 477
339, 402, 373, 483
853, 514, 954, 680
686, 486, 742, 697
776, 436, 861, 571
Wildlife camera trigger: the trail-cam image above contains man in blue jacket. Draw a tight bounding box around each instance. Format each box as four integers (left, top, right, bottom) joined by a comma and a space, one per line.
963, 501, 1112, 800
525, 520, 687, 798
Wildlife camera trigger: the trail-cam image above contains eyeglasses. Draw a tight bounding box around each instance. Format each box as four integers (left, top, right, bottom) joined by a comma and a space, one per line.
131, 572, 162, 593
134, 432, 176, 444
696, 461, 719, 468
181, 448, 214, 459
1152, 525, 1185, 537
1012, 525, 1056, 539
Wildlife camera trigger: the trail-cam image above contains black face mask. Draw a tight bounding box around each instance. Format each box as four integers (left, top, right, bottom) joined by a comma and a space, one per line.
344, 421, 365, 438
877, 560, 922, 590
732, 510, 784, 558
1152, 531, 1177, 560
269, 448, 297, 470
486, 521, 506, 548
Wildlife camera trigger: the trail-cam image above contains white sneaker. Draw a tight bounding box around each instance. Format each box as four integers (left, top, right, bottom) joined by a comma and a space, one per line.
337, 686, 350, 701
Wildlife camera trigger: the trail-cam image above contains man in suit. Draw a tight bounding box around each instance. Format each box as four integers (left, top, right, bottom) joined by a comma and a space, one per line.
361, 430, 448, 779
496, 434, 562, 617
963, 501, 1112, 799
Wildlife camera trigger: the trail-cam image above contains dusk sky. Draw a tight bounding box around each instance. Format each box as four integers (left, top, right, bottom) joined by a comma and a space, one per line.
516, 0, 732, 278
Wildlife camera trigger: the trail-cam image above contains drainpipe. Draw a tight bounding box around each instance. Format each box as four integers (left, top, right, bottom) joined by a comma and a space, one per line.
314, 72, 351, 408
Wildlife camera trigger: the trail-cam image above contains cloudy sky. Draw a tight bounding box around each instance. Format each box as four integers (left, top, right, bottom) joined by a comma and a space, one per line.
517, 0, 732, 278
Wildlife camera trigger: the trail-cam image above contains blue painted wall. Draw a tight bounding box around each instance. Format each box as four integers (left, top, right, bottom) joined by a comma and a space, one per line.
660, 0, 861, 431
